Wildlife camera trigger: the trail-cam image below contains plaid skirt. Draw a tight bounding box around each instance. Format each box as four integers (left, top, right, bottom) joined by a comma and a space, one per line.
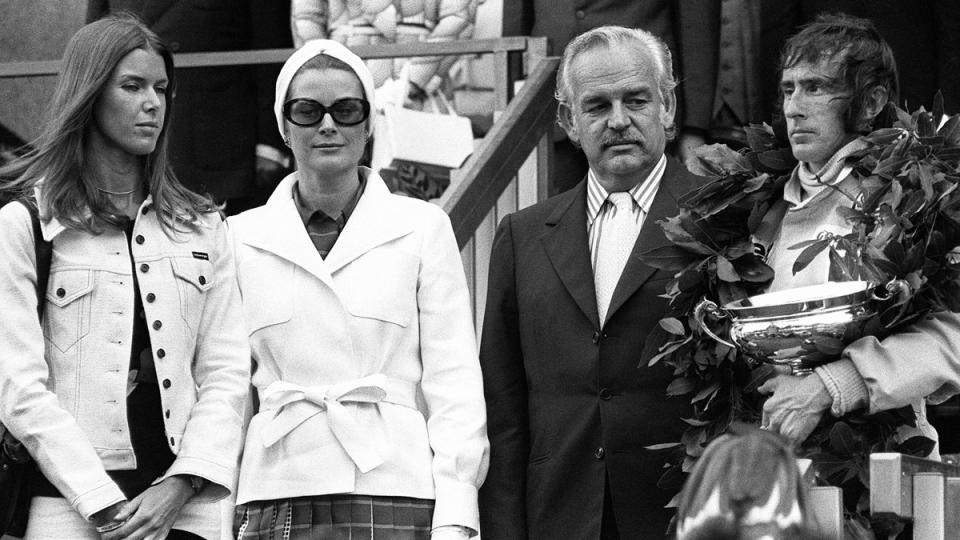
234, 495, 435, 540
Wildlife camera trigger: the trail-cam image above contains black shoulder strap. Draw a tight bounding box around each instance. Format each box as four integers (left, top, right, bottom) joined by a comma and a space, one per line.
16, 198, 53, 319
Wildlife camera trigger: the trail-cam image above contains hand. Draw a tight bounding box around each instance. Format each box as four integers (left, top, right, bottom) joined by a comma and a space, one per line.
431, 525, 472, 539
677, 132, 707, 172
255, 156, 287, 190
757, 373, 833, 444
101, 476, 194, 540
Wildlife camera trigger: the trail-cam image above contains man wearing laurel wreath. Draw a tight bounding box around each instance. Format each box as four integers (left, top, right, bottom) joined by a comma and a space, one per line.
755, 15, 960, 452
478, 26, 710, 538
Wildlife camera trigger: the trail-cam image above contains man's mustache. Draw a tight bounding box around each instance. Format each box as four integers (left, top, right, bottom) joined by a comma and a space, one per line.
600, 135, 642, 148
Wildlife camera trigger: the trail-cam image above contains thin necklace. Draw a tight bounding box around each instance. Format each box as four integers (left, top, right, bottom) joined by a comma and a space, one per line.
95, 185, 139, 196
82, 172, 141, 196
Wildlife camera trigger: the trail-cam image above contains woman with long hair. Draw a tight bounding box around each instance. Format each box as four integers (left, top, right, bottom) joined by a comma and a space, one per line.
229, 40, 488, 539
0, 14, 249, 539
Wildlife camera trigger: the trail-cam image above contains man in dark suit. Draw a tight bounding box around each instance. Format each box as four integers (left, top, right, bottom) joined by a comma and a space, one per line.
479, 26, 707, 539
503, 0, 713, 195
87, 0, 292, 213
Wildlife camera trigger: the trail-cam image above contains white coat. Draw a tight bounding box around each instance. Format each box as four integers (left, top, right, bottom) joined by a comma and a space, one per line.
229, 169, 489, 533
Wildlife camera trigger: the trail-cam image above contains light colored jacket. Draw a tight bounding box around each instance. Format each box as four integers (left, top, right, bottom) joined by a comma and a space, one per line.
229, 170, 489, 533
0, 195, 250, 535
768, 166, 960, 453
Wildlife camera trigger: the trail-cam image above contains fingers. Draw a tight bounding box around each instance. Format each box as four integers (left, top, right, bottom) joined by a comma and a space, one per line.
757, 377, 779, 395
114, 498, 139, 522
764, 408, 820, 444
106, 500, 149, 540
761, 403, 780, 432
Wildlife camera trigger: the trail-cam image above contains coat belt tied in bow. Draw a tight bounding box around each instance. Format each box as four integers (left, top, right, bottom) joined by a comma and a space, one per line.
260, 374, 418, 473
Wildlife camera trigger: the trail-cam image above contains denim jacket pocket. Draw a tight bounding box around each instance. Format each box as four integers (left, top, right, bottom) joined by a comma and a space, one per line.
171, 257, 214, 335
44, 269, 95, 352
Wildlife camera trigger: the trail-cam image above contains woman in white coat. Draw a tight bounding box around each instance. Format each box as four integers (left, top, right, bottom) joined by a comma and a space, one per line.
230, 40, 488, 540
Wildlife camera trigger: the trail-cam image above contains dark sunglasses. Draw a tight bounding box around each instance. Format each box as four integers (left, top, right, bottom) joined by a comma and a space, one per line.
282, 97, 370, 127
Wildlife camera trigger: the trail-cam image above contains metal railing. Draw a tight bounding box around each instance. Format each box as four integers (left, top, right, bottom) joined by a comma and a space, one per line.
870, 453, 960, 538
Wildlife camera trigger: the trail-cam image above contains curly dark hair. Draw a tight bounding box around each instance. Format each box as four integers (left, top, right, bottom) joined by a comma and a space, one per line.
779, 13, 898, 134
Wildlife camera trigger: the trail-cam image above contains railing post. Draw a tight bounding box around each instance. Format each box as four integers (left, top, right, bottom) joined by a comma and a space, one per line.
912, 472, 945, 539
807, 486, 844, 539
946, 477, 960, 537
871, 453, 916, 518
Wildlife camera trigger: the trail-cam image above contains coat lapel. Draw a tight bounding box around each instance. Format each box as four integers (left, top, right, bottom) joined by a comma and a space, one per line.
236, 171, 413, 286
540, 181, 601, 328
236, 194, 338, 291
605, 160, 701, 322
322, 175, 414, 274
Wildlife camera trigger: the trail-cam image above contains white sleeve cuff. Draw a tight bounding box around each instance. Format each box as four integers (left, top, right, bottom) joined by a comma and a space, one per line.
431, 480, 480, 535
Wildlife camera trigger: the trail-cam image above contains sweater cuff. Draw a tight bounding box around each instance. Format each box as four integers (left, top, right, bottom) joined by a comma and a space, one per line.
814, 359, 870, 416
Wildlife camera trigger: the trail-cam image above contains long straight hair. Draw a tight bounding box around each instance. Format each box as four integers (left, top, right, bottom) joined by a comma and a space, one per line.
0, 13, 218, 234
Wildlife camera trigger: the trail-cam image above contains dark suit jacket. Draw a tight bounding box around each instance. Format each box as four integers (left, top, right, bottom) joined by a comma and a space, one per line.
479, 159, 705, 539
87, 0, 291, 201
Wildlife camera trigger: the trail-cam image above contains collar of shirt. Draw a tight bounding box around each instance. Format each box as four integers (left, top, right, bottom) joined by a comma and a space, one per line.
586, 154, 666, 228
292, 172, 367, 226
784, 138, 868, 208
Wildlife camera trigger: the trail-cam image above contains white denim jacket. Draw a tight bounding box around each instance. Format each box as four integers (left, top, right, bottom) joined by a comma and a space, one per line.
0, 195, 249, 532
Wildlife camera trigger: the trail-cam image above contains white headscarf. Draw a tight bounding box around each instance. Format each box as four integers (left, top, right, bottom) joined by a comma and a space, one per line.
274, 39, 376, 137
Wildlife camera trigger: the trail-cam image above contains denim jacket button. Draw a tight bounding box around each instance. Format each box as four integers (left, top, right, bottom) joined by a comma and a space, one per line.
162, 379, 171, 389
146, 293, 156, 303
153, 320, 163, 330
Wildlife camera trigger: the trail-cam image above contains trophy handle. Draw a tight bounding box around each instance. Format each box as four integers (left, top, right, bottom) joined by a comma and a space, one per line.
871, 279, 909, 302
693, 298, 737, 349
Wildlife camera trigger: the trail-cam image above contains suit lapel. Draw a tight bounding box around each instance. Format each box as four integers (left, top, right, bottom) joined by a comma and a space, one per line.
605, 160, 700, 322
540, 182, 600, 328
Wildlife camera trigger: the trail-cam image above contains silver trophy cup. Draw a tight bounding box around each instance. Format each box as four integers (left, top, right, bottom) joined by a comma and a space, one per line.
694, 280, 906, 376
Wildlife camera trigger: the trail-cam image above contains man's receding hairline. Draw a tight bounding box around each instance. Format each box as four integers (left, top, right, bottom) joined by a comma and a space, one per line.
565, 40, 662, 101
